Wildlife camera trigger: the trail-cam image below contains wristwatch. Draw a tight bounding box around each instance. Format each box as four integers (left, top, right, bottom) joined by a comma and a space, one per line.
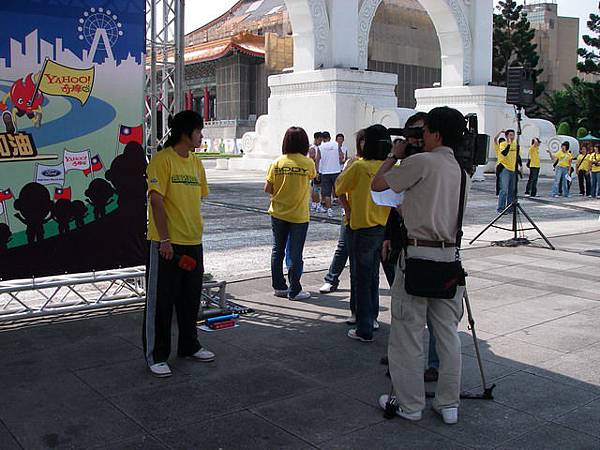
387, 152, 399, 161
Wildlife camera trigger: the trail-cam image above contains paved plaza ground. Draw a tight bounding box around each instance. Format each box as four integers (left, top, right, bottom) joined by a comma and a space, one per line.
1, 164, 600, 449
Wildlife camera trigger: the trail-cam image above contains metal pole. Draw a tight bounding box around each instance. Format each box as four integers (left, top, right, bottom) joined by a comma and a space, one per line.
174, 0, 185, 113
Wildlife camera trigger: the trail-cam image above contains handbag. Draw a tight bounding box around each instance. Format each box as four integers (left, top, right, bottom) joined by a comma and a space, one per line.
403, 169, 467, 299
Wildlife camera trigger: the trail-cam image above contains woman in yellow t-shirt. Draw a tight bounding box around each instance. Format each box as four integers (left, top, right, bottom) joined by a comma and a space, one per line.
546, 141, 574, 198
576, 145, 592, 196
591, 145, 600, 198
335, 124, 390, 342
265, 127, 316, 301
525, 138, 541, 197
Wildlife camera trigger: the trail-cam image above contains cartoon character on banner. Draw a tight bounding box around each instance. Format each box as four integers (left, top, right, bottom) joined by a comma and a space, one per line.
0, 73, 44, 132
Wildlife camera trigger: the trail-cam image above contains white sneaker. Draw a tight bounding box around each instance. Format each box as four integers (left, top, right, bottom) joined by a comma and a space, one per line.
373, 320, 380, 330
274, 289, 289, 298
433, 405, 458, 425
378, 395, 422, 421
347, 328, 373, 342
289, 291, 311, 301
327, 208, 334, 218
149, 362, 172, 378
346, 314, 356, 325
316, 205, 327, 213
319, 282, 336, 293
188, 347, 216, 362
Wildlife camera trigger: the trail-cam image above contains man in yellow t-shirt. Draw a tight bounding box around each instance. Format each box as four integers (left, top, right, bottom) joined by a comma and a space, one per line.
497, 129, 519, 212
265, 127, 316, 301
335, 124, 390, 343
493, 130, 507, 196
547, 141, 574, 197
576, 147, 592, 196
144, 111, 214, 379
525, 138, 541, 197
591, 146, 600, 198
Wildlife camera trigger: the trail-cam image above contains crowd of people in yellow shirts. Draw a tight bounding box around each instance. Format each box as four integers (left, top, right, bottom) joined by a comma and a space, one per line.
494, 129, 600, 211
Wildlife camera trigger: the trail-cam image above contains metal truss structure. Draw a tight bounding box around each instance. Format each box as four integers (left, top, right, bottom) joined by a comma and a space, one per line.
145, 0, 185, 156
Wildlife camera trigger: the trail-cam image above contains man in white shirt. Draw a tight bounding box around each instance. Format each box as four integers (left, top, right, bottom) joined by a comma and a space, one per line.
309, 132, 323, 212
336, 133, 349, 164
316, 131, 345, 217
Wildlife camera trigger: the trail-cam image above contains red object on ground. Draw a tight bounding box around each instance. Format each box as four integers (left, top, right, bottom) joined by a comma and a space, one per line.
209, 320, 236, 330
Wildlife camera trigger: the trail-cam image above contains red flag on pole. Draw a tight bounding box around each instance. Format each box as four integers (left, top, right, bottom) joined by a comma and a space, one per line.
54, 187, 72, 200
0, 188, 13, 202
118, 125, 143, 145
83, 154, 104, 176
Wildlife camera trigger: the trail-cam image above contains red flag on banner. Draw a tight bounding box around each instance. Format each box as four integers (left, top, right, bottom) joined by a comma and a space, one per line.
119, 125, 143, 145
54, 187, 72, 200
83, 154, 104, 176
0, 188, 13, 202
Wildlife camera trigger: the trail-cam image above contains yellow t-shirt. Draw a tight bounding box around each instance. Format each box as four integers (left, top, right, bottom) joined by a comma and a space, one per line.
266, 154, 316, 223
147, 147, 209, 245
495, 143, 505, 166
577, 154, 592, 172
528, 146, 540, 168
592, 153, 600, 173
554, 150, 573, 168
499, 141, 518, 171
335, 159, 390, 230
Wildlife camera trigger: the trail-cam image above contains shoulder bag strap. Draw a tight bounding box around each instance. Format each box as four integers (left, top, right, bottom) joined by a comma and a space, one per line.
455, 169, 467, 249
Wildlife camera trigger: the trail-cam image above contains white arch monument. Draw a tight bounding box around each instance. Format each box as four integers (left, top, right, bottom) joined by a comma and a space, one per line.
231, 0, 556, 173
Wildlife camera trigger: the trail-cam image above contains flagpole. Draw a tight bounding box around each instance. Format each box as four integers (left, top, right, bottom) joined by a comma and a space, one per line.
29, 58, 49, 107
89, 150, 95, 180
114, 125, 120, 158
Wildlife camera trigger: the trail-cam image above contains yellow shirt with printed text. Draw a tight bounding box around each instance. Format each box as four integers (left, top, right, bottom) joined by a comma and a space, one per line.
577, 154, 592, 172
147, 147, 209, 245
266, 154, 316, 223
528, 146, 540, 168
554, 150, 573, 168
335, 159, 390, 230
499, 141, 518, 171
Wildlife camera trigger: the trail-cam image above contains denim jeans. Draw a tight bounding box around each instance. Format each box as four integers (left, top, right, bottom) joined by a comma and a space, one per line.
285, 238, 303, 277
347, 225, 384, 340
551, 166, 569, 197
592, 172, 600, 197
271, 217, 309, 298
578, 171, 591, 196
525, 167, 539, 197
497, 168, 515, 212
324, 223, 349, 288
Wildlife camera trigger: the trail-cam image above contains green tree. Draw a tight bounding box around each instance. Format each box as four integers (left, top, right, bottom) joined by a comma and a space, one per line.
493, 0, 543, 92
578, 2, 600, 75
577, 127, 588, 139
557, 122, 571, 136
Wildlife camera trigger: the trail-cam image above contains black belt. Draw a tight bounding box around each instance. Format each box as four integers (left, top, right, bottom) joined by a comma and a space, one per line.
407, 239, 455, 248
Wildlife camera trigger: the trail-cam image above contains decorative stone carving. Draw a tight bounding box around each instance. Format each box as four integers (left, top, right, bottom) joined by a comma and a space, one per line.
357, 0, 383, 69
445, 0, 473, 85
308, 0, 330, 68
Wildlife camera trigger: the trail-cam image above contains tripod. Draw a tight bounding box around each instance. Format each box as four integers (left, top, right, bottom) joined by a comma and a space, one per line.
469, 106, 554, 250
384, 285, 495, 419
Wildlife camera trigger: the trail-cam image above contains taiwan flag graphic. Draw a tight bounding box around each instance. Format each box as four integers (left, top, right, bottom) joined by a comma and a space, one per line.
54, 187, 72, 200
119, 125, 143, 145
83, 154, 104, 176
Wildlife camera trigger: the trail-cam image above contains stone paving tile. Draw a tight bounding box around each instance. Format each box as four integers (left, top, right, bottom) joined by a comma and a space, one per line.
459, 354, 520, 392
90, 434, 168, 450
489, 371, 597, 421
527, 352, 600, 393
157, 410, 313, 449
252, 388, 385, 445
493, 423, 600, 450
553, 397, 600, 439
0, 420, 20, 450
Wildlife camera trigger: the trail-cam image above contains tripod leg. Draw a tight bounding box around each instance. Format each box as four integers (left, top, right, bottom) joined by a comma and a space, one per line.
516, 204, 555, 250
463, 289, 493, 397
469, 204, 513, 245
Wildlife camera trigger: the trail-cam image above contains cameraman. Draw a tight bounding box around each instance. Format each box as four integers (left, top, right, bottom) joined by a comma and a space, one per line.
371, 107, 468, 425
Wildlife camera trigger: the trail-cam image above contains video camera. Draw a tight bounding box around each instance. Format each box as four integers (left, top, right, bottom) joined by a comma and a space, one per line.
388, 113, 489, 176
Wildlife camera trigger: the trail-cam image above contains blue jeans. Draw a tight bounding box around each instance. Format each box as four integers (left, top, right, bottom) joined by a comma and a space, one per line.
347, 225, 384, 340
271, 217, 309, 298
285, 238, 303, 277
592, 172, 600, 197
324, 223, 349, 288
497, 168, 515, 212
551, 166, 569, 197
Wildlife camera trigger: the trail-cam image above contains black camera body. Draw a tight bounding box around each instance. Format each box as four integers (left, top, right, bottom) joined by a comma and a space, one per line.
387, 113, 489, 175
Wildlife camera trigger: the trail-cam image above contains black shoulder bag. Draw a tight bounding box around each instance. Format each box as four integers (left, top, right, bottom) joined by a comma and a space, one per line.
403, 170, 467, 299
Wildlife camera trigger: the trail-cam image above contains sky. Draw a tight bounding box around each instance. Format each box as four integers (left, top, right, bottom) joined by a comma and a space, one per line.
185, 0, 597, 48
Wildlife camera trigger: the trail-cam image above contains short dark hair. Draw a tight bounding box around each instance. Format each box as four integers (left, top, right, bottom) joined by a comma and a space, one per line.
531, 138, 540, 145
505, 129, 515, 136
282, 127, 309, 155
405, 112, 428, 128
313, 131, 322, 139
562, 141, 570, 150
355, 129, 365, 158
499, 137, 506, 143
424, 107, 465, 149
336, 133, 344, 140
321, 131, 331, 140
164, 110, 203, 148
362, 124, 390, 161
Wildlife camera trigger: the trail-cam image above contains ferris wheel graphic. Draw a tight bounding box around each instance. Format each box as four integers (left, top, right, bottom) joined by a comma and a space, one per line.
78, 7, 123, 61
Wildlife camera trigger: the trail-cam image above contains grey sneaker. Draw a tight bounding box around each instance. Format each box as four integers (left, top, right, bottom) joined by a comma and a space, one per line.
188, 347, 216, 362
378, 395, 422, 421
373, 320, 380, 330
149, 362, 172, 378
346, 314, 356, 325
433, 405, 458, 425
274, 289, 289, 298
289, 291, 311, 301
347, 328, 373, 342
319, 282, 337, 293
